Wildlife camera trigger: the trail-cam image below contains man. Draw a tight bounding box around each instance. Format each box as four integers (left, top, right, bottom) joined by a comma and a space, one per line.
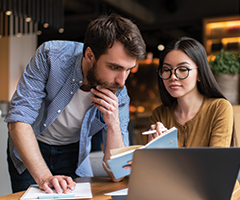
5, 13, 146, 193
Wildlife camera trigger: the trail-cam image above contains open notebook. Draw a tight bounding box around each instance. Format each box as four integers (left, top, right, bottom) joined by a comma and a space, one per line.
125, 148, 240, 200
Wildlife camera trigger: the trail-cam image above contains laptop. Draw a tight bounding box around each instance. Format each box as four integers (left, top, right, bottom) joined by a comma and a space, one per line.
126, 148, 240, 200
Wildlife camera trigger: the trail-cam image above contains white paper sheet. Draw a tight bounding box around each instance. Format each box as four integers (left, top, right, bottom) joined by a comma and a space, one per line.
104, 188, 128, 196
21, 183, 92, 199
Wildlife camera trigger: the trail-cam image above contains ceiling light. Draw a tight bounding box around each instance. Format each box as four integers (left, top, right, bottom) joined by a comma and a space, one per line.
37, 30, 42, 35
6, 11, 12, 15
58, 28, 64, 33
158, 44, 165, 51
43, 23, 49, 28
26, 17, 32, 22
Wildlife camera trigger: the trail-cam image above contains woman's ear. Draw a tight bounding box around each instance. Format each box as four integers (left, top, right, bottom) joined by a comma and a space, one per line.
197, 70, 201, 82
84, 47, 95, 63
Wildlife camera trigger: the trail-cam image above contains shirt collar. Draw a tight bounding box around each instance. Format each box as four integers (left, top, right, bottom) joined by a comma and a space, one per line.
72, 52, 84, 84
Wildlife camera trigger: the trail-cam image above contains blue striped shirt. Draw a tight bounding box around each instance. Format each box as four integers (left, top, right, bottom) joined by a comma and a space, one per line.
5, 40, 130, 177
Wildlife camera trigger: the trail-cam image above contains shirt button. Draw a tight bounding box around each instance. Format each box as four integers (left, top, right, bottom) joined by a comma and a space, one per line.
72, 79, 75, 82
43, 124, 46, 127
70, 91, 73, 95
79, 80, 82, 84
57, 109, 61, 113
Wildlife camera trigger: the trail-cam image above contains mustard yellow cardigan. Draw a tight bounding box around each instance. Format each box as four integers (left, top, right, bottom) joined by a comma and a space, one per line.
150, 97, 239, 193
150, 97, 233, 147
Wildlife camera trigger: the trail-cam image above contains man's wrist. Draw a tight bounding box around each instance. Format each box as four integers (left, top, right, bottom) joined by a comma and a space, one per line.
106, 122, 121, 133
35, 171, 53, 186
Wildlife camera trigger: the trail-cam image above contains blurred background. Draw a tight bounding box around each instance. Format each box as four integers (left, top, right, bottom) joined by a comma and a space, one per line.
37, 0, 239, 56
39, 0, 240, 143
0, 0, 240, 195
0, 0, 240, 144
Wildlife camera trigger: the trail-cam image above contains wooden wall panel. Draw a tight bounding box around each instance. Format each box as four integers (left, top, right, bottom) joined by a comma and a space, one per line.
0, 37, 9, 101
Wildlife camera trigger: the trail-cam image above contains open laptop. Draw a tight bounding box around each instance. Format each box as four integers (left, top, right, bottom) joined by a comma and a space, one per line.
126, 148, 240, 200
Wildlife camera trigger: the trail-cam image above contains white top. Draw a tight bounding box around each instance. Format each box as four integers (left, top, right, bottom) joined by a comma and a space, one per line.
37, 89, 93, 145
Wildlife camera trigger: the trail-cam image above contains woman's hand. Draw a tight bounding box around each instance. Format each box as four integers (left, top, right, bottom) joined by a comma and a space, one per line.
122, 123, 167, 171
148, 122, 167, 142
123, 161, 132, 170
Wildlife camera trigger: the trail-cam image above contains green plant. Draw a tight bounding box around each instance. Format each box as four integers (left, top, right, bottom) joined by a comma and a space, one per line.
209, 49, 240, 75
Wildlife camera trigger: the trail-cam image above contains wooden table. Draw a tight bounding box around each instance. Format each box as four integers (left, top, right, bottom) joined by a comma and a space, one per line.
0, 177, 128, 200
1, 177, 240, 200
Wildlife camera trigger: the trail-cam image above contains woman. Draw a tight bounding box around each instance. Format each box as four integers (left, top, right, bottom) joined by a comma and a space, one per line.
148, 37, 240, 193
149, 37, 237, 148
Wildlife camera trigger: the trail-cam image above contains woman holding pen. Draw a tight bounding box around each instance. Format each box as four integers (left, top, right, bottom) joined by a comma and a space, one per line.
148, 37, 237, 148
147, 36, 239, 192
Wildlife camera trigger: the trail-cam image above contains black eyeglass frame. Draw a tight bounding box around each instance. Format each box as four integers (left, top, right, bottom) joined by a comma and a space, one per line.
157, 66, 198, 80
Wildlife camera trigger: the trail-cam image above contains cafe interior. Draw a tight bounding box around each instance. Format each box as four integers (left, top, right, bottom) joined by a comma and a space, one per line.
0, 0, 240, 197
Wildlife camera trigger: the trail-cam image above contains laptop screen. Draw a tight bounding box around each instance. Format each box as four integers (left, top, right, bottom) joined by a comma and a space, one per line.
127, 148, 240, 200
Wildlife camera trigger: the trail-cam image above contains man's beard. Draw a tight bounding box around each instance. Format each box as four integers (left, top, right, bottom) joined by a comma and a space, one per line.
86, 62, 124, 94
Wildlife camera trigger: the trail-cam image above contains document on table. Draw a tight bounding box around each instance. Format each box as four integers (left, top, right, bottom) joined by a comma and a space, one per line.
104, 188, 128, 196
20, 183, 92, 199
104, 188, 128, 200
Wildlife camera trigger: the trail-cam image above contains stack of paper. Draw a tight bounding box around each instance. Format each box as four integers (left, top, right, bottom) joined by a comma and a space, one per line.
20, 183, 92, 199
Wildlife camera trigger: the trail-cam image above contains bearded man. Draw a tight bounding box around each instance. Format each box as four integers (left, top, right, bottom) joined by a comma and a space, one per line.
5, 13, 146, 193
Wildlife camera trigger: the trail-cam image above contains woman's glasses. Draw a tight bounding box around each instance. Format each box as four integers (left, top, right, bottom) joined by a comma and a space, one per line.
157, 66, 198, 80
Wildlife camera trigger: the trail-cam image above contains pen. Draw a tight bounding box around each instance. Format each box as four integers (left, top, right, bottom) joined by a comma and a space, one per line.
142, 128, 168, 135
142, 130, 157, 135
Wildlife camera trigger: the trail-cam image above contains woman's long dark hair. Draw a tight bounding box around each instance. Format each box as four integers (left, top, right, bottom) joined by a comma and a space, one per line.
158, 37, 226, 107
157, 37, 238, 147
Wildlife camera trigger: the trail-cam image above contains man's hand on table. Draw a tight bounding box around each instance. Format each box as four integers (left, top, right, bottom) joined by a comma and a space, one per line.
39, 175, 76, 194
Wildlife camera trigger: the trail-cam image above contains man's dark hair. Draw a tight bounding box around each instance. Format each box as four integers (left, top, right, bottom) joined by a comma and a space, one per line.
83, 13, 146, 60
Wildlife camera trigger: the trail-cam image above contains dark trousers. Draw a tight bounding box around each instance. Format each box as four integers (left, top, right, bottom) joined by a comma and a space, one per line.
7, 140, 79, 193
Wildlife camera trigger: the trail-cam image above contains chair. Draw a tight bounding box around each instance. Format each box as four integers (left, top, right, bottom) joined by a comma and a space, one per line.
233, 105, 240, 182
89, 151, 108, 177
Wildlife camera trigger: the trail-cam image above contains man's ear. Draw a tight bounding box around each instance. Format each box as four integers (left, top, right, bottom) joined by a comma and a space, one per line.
85, 47, 95, 63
